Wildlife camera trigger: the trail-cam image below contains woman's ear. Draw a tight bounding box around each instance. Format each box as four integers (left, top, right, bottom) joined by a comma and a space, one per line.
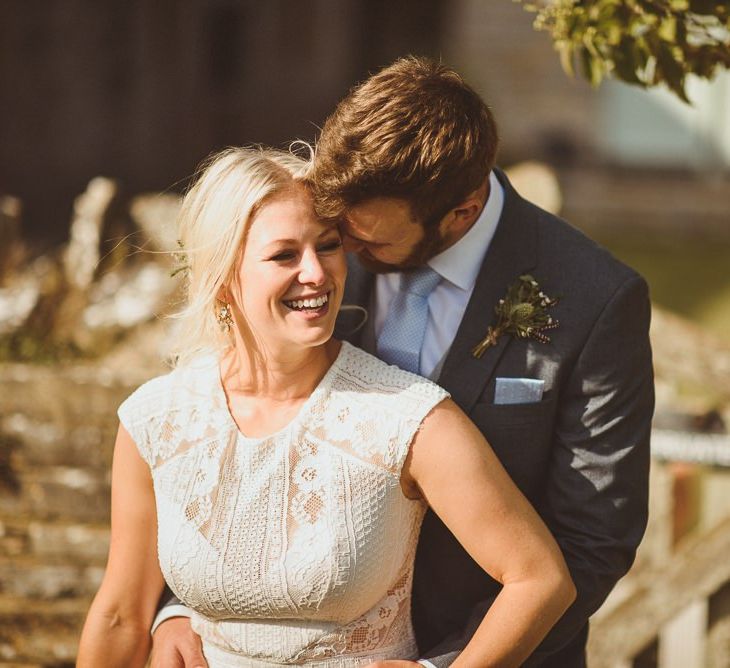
217, 284, 230, 304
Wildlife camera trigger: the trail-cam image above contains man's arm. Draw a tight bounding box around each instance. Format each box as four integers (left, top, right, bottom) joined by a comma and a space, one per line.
421, 274, 654, 667
151, 588, 191, 634
149, 590, 207, 668
527, 274, 654, 660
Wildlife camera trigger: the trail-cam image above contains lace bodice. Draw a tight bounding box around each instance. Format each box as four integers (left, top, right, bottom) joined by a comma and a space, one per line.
118, 342, 449, 666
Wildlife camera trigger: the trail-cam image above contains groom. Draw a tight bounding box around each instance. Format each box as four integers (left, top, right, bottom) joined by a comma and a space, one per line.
151, 57, 654, 667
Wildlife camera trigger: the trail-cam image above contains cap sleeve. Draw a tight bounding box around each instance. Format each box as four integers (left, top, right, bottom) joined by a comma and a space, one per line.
386, 376, 450, 476
117, 373, 173, 467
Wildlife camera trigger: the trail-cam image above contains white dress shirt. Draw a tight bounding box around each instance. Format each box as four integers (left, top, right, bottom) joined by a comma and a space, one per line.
373, 171, 504, 379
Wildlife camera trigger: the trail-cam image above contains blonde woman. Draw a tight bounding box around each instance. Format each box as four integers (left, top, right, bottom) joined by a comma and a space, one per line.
77, 147, 575, 668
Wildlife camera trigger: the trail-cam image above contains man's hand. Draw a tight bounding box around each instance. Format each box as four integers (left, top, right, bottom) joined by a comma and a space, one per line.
150, 616, 207, 668
364, 661, 421, 668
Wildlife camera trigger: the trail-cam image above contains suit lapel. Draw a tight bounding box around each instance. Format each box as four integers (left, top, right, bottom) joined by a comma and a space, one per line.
438, 170, 539, 412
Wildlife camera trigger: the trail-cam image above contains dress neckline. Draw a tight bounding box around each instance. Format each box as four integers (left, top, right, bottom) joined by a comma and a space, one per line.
213, 341, 349, 443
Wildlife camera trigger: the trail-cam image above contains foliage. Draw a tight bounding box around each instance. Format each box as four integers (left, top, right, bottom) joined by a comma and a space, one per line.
0, 332, 81, 364
518, 0, 730, 102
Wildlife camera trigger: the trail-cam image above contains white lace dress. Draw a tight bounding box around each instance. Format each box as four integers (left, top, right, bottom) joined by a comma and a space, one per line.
118, 342, 449, 667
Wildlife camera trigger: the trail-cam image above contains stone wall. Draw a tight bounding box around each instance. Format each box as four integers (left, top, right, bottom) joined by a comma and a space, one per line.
0, 362, 137, 666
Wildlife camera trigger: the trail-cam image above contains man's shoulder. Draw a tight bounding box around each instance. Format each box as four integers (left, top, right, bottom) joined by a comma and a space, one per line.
337, 341, 448, 404
497, 168, 641, 291
514, 195, 642, 297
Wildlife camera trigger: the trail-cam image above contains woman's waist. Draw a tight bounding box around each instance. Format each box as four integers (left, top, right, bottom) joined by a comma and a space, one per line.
200, 637, 419, 668
191, 610, 417, 665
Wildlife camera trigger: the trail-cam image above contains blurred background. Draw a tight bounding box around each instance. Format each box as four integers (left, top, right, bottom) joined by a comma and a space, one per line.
0, 2, 729, 667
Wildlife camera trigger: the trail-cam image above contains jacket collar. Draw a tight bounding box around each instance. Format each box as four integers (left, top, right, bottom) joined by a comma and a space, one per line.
437, 168, 539, 410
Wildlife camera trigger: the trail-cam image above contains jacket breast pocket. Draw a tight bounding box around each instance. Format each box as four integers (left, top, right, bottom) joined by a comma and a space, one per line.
468, 395, 557, 497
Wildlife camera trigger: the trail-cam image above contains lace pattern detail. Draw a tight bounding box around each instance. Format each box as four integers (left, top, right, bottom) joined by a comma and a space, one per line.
118, 343, 449, 664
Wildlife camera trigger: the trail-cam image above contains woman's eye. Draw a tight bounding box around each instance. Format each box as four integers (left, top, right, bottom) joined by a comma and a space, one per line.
270, 251, 296, 262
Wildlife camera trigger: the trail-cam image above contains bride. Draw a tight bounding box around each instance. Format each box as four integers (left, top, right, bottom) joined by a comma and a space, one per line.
77, 147, 574, 668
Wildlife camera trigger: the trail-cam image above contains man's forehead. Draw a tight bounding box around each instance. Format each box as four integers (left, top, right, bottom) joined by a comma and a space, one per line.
345, 198, 419, 237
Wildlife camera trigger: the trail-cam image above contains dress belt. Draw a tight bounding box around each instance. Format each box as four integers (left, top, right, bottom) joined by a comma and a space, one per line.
201, 639, 419, 668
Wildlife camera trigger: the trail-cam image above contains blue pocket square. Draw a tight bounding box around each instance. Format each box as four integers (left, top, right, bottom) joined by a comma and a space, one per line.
494, 378, 545, 405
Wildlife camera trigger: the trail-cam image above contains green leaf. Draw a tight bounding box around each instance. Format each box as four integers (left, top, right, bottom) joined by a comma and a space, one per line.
613, 38, 646, 83
635, 1, 664, 23
632, 35, 654, 79
558, 41, 576, 76
579, 47, 605, 86
659, 16, 679, 41
675, 15, 689, 46
582, 27, 602, 58
688, 0, 727, 15
516, 0, 730, 103
655, 41, 692, 102
603, 20, 624, 45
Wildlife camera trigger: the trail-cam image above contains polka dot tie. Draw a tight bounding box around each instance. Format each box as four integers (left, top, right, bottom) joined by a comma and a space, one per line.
377, 267, 441, 374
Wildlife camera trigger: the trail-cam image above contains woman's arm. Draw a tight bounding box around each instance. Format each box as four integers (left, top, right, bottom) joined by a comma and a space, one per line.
402, 399, 576, 668
77, 424, 166, 668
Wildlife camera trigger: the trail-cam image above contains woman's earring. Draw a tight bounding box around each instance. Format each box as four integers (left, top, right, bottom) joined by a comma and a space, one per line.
216, 301, 234, 332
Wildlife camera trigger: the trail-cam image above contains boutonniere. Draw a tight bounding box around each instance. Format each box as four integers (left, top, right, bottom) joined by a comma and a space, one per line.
472, 274, 559, 358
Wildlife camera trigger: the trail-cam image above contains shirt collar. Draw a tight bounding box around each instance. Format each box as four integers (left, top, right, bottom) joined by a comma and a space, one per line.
428, 170, 504, 291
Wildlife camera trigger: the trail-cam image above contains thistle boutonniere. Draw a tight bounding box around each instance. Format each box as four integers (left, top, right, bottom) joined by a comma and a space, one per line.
472, 274, 559, 358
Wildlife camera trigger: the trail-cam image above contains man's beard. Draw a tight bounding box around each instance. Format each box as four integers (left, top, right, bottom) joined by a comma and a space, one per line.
355, 226, 445, 274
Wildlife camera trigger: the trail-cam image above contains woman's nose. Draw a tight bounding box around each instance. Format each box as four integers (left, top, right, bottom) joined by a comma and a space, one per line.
299, 249, 326, 285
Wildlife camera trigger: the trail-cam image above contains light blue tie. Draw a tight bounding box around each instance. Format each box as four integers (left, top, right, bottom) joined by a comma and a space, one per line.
377, 267, 441, 374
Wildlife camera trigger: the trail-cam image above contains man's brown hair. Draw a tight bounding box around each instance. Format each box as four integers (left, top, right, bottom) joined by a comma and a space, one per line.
312, 56, 498, 227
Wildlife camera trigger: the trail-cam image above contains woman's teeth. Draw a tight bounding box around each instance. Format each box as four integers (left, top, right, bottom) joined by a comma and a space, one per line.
284, 293, 329, 311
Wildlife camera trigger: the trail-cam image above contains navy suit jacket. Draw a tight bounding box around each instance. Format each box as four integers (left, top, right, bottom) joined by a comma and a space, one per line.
333, 169, 654, 667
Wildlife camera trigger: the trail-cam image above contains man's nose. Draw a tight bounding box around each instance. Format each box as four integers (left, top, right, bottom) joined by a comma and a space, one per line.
299, 249, 326, 285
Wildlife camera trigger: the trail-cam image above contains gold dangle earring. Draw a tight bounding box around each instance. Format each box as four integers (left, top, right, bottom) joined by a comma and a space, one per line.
215, 300, 234, 332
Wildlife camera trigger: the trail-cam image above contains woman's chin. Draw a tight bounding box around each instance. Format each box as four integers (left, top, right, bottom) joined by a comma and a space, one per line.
299, 325, 336, 348
281, 303, 339, 341
280, 320, 337, 349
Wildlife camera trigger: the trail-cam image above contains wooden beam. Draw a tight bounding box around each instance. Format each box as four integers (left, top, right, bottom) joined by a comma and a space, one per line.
588, 515, 730, 667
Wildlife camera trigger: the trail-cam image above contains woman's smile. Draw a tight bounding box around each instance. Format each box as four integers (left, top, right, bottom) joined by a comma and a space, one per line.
282, 290, 331, 315
230, 184, 347, 348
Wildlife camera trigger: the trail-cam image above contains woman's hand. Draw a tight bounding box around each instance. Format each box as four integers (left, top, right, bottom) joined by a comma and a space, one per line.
403, 399, 576, 667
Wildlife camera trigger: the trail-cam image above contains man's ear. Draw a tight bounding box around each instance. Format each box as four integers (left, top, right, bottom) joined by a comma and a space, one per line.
443, 197, 482, 233
438, 178, 490, 240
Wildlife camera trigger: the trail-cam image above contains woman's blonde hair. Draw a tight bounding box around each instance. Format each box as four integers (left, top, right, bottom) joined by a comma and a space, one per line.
171, 145, 311, 365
